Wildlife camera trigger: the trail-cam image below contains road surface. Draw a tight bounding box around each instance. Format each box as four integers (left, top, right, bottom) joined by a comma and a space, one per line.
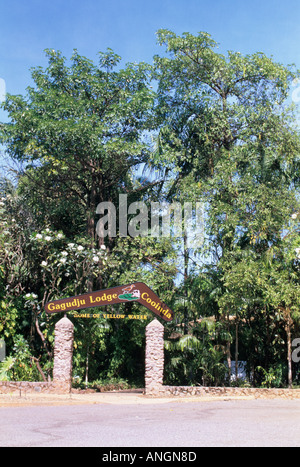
0, 396, 299, 447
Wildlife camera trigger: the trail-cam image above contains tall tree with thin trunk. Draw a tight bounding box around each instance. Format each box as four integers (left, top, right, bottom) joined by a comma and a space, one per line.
0, 49, 155, 248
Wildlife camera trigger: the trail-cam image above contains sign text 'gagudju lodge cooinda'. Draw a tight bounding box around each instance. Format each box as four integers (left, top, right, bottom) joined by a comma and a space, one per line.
45, 282, 174, 322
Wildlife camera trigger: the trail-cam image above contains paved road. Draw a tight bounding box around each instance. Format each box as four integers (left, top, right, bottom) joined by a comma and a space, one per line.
0, 399, 299, 447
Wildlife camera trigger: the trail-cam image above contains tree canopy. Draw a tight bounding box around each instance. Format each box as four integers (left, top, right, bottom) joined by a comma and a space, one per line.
1, 31, 300, 389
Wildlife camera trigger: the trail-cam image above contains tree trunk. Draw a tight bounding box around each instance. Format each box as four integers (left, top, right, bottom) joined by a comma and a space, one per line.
87, 173, 100, 292
226, 340, 231, 385
183, 232, 189, 335
35, 316, 52, 359
285, 310, 293, 389
31, 357, 47, 382
85, 343, 89, 389
235, 320, 239, 381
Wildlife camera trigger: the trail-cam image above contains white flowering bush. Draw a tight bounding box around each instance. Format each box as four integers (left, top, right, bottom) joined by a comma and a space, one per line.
1, 193, 109, 373
29, 228, 108, 302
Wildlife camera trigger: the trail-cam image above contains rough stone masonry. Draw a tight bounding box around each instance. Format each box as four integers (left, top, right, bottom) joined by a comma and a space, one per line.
53, 316, 74, 391
145, 319, 165, 395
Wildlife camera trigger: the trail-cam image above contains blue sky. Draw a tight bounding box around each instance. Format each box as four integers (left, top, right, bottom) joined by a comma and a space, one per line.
0, 0, 300, 122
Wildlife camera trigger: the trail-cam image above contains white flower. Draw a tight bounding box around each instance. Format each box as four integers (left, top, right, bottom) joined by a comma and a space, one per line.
291, 213, 297, 219
100, 245, 106, 250
41, 261, 48, 267
57, 233, 64, 239
77, 245, 84, 251
45, 236, 52, 241
36, 234, 42, 239
68, 243, 75, 248
0, 201, 4, 206
93, 255, 100, 263
25, 292, 38, 299
45, 228, 50, 233
61, 251, 68, 256
59, 258, 67, 264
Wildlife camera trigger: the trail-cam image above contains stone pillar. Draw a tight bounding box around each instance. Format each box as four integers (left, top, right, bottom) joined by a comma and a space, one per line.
53, 317, 74, 393
145, 319, 164, 396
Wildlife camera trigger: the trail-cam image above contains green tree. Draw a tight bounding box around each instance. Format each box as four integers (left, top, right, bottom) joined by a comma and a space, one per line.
0, 49, 155, 248
154, 29, 299, 173
153, 30, 300, 386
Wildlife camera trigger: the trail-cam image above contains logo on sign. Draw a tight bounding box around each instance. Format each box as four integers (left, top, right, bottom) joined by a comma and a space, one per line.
118, 285, 141, 301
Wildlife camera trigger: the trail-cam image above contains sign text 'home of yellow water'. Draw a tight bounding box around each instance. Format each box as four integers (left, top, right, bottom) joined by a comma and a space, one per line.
74, 313, 148, 320
45, 282, 174, 322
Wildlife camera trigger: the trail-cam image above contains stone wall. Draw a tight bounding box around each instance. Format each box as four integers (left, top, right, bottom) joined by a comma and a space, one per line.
160, 385, 300, 399
1, 381, 300, 399
144, 319, 300, 399
0, 381, 70, 394
1, 317, 299, 399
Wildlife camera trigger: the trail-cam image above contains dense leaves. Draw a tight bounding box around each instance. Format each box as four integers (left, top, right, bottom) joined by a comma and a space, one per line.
0, 31, 300, 388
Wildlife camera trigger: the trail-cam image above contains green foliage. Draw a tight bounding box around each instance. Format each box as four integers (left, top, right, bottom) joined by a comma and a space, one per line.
255, 365, 287, 388
164, 319, 227, 386
0, 33, 300, 389
153, 30, 300, 388
0, 49, 155, 243
0, 335, 41, 381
